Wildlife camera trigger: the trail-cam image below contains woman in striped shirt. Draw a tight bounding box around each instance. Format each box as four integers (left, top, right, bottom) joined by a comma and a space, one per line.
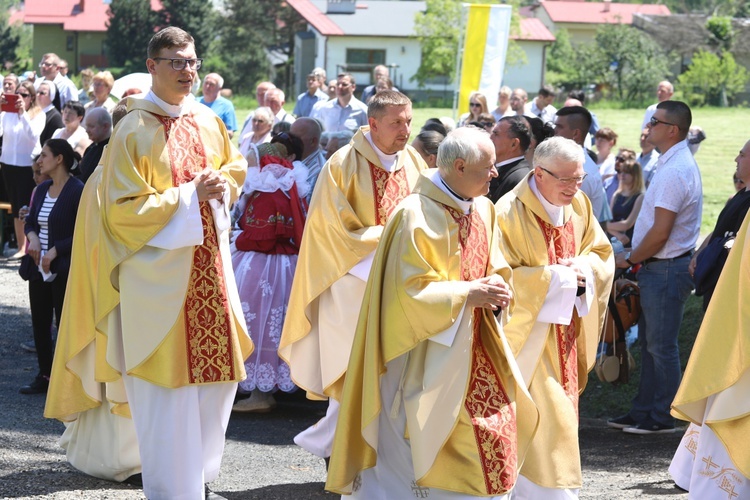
20, 139, 83, 395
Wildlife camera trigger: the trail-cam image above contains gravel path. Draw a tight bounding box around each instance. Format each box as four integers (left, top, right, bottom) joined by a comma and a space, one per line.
0, 254, 688, 499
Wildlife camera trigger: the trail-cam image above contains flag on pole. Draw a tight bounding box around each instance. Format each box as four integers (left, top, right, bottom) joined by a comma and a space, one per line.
457, 4, 512, 116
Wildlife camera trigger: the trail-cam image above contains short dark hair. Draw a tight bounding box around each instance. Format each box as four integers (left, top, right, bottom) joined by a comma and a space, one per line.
271, 132, 304, 161
567, 89, 585, 104
337, 72, 356, 87
148, 27, 195, 59
367, 90, 411, 119
538, 84, 557, 98
525, 116, 555, 146
415, 130, 445, 156
555, 105, 592, 135
499, 116, 531, 152
63, 100, 86, 118
421, 118, 447, 136
656, 100, 691, 137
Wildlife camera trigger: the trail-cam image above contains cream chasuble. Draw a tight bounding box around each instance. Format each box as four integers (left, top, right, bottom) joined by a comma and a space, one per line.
495, 174, 613, 489
95, 97, 252, 389
326, 173, 538, 497
671, 212, 750, 484
279, 127, 426, 400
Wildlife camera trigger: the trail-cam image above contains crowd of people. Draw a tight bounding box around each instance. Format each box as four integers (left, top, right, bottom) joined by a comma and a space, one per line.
1, 25, 748, 500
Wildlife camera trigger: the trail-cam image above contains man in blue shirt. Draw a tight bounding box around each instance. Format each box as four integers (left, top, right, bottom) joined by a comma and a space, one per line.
198, 72, 237, 138
294, 70, 328, 118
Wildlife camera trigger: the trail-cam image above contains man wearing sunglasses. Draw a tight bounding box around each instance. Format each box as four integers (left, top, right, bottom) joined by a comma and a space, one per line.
610, 100, 702, 436
495, 136, 614, 498
89, 27, 251, 499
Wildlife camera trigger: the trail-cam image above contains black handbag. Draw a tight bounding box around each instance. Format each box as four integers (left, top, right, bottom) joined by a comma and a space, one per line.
693, 234, 734, 296
18, 254, 40, 282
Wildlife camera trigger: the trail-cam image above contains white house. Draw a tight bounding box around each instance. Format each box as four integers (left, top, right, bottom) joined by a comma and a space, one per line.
288, 0, 555, 103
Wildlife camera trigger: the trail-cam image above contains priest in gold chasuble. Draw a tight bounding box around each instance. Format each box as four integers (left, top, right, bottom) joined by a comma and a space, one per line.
495, 137, 613, 498
669, 211, 750, 498
327, 128, 538, 499
94, 28, 252, 499
279, 91, 426, 461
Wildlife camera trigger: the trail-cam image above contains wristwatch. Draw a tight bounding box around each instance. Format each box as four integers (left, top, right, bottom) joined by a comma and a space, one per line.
625, 252, 637, 267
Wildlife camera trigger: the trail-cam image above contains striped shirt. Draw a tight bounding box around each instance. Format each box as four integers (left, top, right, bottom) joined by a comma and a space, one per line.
37, 193, 58, 252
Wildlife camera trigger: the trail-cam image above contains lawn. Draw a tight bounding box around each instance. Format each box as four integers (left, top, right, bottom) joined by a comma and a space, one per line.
237, 104, 744, 234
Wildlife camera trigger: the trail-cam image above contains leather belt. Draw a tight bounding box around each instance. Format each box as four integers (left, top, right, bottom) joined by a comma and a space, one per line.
644, 250, 693, 265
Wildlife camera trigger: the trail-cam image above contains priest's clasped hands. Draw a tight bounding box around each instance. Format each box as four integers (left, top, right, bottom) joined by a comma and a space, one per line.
467, 275, 513, 311
193, 168, 227, 202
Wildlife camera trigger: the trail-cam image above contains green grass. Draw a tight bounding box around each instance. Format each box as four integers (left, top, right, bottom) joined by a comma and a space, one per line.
579, 293, 704, 419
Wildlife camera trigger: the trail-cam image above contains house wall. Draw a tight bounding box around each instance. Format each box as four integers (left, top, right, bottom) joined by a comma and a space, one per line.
505, 41, 548, 93
33, 25, 108, 73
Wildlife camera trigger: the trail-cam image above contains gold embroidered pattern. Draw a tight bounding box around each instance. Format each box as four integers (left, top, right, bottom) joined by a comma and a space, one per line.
369, 162, 411, 225
535, 215, 579, 411
446, 206, 518, 494
158, 114, 235, 384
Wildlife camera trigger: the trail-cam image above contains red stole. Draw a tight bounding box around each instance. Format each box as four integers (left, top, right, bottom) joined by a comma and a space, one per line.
445, 205, 518, 495
534, 214, 579, 412
157, 114, 235, 384
369, 162, 411, 225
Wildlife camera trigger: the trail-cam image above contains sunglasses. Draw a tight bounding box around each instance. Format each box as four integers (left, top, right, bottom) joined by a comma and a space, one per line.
469, 102, 481, 108
649, 116, 677, 128
17, 93, 30, 98
615, 156, 626, 162
480, 122, 494, 127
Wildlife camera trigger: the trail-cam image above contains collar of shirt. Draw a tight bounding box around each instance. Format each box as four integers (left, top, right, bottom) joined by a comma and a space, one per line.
496, 155, 525, 168
529, 174, 564, 226
146, 90, 191, 117
365, 131, 398, 172
42, 104, 55, 113
427, 169, 473, 214
656, 139, 689, 167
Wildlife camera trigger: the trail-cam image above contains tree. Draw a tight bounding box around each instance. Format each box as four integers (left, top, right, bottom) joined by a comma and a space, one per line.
678, 49, 749, 106
215, 0, 305, 95
158, 0, 216, 58
546, 23, 671, 102
412, 0, 522, 88
0, 0, 21, 71
106, 0, 159, 73
216, 0, 270, 95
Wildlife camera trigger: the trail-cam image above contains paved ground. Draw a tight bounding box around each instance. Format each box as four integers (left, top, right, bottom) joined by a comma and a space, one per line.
0, 254, 688, 499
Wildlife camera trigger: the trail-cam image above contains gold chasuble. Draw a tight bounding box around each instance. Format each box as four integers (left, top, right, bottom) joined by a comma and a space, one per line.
96, 98, 252, 390
326, 174, 538, 497
279, 127, 426, 400
495, 174, 613, 489
672, 213, 750, 479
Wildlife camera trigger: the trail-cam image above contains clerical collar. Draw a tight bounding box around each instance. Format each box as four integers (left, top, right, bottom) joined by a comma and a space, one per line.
146, 90, 192, 118
427, 169, 473, 214
496, 155, 525, 168
365, 131, 398, 172
529, 175, 564, 226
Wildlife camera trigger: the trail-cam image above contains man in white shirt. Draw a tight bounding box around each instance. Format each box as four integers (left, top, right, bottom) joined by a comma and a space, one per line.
641, 81, 673, 132
311, 73, 368, 133
265, 88, 295, 126
509, 88, 529, 117
554, 106, 611, 224
35, 53, 78, 110
525, 84, 557, 125
490, 85, 514, 122
611, 100, 702, 435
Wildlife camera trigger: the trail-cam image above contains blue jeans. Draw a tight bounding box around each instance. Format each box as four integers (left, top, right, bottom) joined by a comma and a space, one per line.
630, 255, 694, 425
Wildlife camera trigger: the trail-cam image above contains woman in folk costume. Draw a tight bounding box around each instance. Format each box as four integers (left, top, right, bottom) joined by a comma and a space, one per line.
669, 210, 750, 499
231, 141, 309, 413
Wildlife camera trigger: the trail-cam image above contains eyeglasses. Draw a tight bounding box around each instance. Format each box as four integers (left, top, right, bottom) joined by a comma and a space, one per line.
480, 122, 494, 127
153, 57, 203, 71
539, 166, 587, 185
469, 102, 481, 108
252, 118, 268, 124
615, 156, 626, 162
649, 116, 676, 128
17, 92, 30, 98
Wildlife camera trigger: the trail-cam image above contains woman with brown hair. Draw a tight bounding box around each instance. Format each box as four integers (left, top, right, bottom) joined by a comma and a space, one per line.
606, 150, 644, 246
0, 80, 45, 259
458, 91, 488, 127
